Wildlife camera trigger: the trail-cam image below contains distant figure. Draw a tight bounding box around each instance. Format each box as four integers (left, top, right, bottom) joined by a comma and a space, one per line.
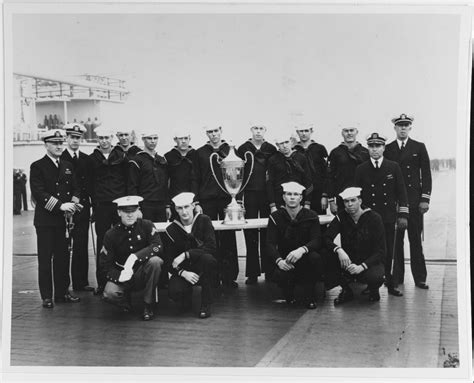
53, 114, 59, 129
84, 117, 93, 140
13, 169, 22, 215
43, 115, 49, 129
48, 114, 54, 130
20, 169, 28, 211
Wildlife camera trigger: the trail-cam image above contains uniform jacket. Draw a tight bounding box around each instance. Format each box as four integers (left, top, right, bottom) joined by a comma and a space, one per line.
195, 141, 230, 202
266, 151, 313, 208
163, 213, 217, 275
30, 155, 80, 227
128, 151, 170, 204
324, 209, 386, 267
384, 138, 432, 207
354, 158, 409, 223
266, 207, 322, 263
327, 142, 369, 198
100, 218, 164, 283
89, 146, 128, 204
164, 147, 198, 198
60, 150, 92, 207
293, 141, 329, 196
237, 140, 277, 192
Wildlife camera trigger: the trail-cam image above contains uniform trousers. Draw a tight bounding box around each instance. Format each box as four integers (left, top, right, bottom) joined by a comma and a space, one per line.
71, 207, 91, 289
94, 203, 120, 288
21, 184, 28, 210
243, 190, 270, 278
35, 226, 71, 299
393, 210, 427, 284
13, 190, 22, 215
168, 253, 217, 306
200, 198, 238, 283
141, 201, 167, 223
103, 256, 163, 306
272, 251, 323, 301
338, 263, 384, 291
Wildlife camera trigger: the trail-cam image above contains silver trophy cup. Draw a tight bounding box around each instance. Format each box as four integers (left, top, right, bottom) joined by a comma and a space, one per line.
210, 145, 254, 224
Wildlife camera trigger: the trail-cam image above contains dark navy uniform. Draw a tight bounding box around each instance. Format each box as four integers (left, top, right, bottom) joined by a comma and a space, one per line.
355, 157, 408, 287
30, 156, 80, 300
164, 147, 198, 199
237, 140, 277, 280
61, 149, 93, 290
293, 141, 328, 214
195, 141, 238, 286
128, 151, 170, 222
163, 214, 218, 307
267, 151, 313, 210
327, 143, 369, 211
101, 218, 164, 306
266, 207, 323, 303
115, 144, 142, 159
89, 146, 129, 290
385, 137, 432, 285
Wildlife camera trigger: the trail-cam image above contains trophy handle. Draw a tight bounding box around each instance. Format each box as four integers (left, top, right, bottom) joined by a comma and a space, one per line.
239, 151, 254, 194
209, 152, 230, 195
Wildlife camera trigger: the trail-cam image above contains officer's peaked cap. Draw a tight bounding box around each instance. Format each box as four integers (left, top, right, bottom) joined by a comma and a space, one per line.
391, 113, 414, 125
42, 129, 66, 142
113, 196, 143, 210
64, 123, 86, 137
366, 132, 386, 145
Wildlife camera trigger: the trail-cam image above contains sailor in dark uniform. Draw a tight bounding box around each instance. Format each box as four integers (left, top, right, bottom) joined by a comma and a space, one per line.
164, 128, 198, 200
30, 129, 82, 308
354, 133, 408, 297
324, 187, 385, 305
163, 192, 218, 319
194, 125, 238, 288
237, 124, 277, 284
115, 128, 141, 158
293, 124, 329, 214
266, 182, 323, 309
384, 114, 432, 289
89, 126, 129, 295
60, 123, 94, 292
101, 196, 164, 321
128, 129, 171, 222
327, 126, 369, 214
267, 132, 313, 213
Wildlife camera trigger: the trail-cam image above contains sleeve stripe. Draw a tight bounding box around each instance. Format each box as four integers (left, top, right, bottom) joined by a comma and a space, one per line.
45, 196, 59, 211
165, 229, 175, 243
269, 215, 276, 225
399, 207, 409, 213
422, 194, 431, 199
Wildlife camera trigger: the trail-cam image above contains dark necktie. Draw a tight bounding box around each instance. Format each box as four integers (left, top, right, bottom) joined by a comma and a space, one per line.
401, 142, 405, 151
56, 160, 60, 168
73, 152, 78, 160
375, 160, 379, 169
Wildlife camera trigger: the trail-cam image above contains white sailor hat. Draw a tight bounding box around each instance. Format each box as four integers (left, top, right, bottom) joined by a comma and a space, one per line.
339, 187, 362, 200
295, 124, 314, 132
42, 129, 66, 142
173, 128, 191, 138
172, 192, 195, 207
250, 123, 267, 129
140, 129, 159, 138
391, 113, 414, 125
281, 181, 305, 194
113, 195, 144, 211
64, 123, 86, 137
366, 132, 387, 146
94, 126, 114, 137
202, 125, 222, 132
274, 132, 292, 144
116, 128, 132, 134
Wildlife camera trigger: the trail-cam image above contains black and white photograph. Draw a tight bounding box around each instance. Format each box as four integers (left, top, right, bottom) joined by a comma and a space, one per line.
2, 1, 472, 382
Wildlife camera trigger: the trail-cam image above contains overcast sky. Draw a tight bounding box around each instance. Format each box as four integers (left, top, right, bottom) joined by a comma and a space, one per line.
11, 11, 466, 157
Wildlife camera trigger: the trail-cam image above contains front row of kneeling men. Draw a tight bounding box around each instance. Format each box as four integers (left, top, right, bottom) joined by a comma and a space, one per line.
100, 182, 385, 321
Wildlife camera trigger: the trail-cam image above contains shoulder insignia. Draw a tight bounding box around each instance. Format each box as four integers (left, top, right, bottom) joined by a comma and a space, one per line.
100, 246, 108, 255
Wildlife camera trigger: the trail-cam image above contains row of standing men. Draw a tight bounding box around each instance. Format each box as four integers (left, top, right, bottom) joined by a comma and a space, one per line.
29, 113, 431, 309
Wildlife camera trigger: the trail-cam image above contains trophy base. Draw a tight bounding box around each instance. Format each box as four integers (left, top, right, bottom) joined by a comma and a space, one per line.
222, 203, 246, 225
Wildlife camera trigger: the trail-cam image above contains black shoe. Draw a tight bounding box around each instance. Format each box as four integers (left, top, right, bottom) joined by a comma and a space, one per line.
368, 289, 381, 302
55, 293, 81, 303
245, 276, 258, 285
387, 287, 403, 297
120, 303, 133, 313
415, 282, 429, 290
223, 280, 238, 289
74, 285, 95, 292
93, 286, 104, 296
42, 298, 54, 308
142, 304, 154, 321
306, 300, 317, 310
199, 305, 211, 319
334, 288, 354, 306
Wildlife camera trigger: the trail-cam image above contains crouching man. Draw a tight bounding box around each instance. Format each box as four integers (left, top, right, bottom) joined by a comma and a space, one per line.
324, 187, 385, 305
101, 196, 164, 321
163, 192, 218, 319
266, 182, 323, 309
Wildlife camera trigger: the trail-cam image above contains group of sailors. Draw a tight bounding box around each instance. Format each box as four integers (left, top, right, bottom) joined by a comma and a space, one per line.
29, 113, 432, 320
